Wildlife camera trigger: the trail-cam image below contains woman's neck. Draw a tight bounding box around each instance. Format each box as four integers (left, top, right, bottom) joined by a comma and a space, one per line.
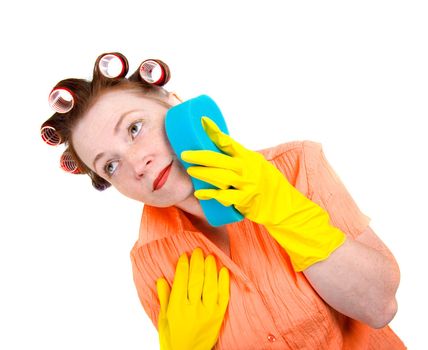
175, 193, 206, 222
174, 194, 225, 235
174, 193, 231, 256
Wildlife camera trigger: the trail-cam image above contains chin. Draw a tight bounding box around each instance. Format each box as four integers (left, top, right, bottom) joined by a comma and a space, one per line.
126, 174, 194, 208
145, 188, 192, 208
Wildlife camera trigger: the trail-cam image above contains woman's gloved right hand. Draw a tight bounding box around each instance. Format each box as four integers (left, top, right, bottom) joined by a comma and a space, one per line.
156, 248, 230, 350
182, 117, 346, 272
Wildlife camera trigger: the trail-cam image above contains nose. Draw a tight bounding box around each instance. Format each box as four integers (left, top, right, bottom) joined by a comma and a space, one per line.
124, 146, 153, 178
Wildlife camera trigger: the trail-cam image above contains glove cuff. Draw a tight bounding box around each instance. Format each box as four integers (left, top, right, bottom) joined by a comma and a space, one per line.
265, 206, 347, 272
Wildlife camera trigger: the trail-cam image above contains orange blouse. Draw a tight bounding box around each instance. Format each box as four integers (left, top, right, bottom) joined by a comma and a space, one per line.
130, 140, 406, 349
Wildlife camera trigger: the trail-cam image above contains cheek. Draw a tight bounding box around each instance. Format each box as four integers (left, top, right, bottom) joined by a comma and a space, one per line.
112, 181, 135, 200
173, 164, 194, 193
159, 125, 175, 152
140, 126, 172, 152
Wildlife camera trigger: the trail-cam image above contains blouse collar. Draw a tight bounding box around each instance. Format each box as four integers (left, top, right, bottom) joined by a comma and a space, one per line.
138, 205, 198, 245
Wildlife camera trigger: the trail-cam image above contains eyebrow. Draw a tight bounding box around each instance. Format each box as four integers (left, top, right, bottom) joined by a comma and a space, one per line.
92, 109, 143, 173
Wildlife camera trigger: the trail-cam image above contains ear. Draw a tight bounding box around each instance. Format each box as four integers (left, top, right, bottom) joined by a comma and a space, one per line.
167, 91, 183, 106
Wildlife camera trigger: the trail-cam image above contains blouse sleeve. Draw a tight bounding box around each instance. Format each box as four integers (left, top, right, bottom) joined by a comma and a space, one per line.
302, 141, 371, 240
130, 241, 165, 330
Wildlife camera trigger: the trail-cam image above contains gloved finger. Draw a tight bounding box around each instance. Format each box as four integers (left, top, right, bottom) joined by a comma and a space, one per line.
201, 117, 248, 157
187, 166, 242, 190
218, 267, 230, 312
156, 278, 171, 317
194, 189, 222, 203
169, 253, 189, 303
202, 255, 218, 307
156, 280, 170, 347
181, 150, 243, 174
194, 189, 248, 208
188, 248, 205, 304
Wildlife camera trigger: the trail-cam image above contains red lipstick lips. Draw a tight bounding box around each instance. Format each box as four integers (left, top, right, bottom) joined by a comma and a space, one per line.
153, 161, 173, 191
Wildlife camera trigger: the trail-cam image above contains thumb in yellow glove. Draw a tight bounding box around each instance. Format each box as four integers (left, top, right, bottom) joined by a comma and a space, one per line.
181, 117, 346, 272
156, 247, 230, 350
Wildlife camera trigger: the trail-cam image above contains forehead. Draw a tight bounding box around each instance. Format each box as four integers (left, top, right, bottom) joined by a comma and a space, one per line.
89, 88, 159, 114
78, 88, 170, 130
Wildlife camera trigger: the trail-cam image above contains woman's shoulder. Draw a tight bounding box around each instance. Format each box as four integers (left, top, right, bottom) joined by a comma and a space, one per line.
256, 140, 324, 193
257, 140, 323, 162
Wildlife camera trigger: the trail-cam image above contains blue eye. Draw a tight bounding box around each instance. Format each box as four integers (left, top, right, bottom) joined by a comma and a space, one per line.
105, 160, 119, 176
129, 120, 143, 139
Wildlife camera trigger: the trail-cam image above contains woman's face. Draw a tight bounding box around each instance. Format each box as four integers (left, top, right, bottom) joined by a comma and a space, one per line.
72, 88, 195, 207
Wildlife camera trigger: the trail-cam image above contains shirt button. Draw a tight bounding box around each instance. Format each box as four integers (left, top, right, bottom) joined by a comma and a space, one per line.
267, 333, 277, 342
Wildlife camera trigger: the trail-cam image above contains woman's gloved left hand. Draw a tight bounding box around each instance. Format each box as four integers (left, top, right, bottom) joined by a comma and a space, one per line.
156, 248, 230, 350
181, 117, 346, 271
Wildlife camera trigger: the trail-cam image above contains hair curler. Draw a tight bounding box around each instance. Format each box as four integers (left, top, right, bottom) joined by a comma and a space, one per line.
98, 52, 129, 79
40, 125, 61, 146
165, 94, 244, 227
92, 179, 110, 191
139, 59, 170, 86
60, 151, 80, 174
48, 87, 74, 114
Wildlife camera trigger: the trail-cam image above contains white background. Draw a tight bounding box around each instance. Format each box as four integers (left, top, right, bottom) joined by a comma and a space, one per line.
1, 0, 426, 349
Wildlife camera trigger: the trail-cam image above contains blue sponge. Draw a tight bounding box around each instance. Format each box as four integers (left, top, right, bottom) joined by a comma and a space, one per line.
165, 95, 244, 227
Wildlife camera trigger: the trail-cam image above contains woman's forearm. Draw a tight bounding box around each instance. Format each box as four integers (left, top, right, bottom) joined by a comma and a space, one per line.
303, 238, 400, 328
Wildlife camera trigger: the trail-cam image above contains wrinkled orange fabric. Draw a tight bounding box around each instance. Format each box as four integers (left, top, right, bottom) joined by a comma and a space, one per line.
130, 140, 406, 349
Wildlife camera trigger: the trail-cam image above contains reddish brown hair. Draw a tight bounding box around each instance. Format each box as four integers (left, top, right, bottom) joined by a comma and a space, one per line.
41, 53, 171, 191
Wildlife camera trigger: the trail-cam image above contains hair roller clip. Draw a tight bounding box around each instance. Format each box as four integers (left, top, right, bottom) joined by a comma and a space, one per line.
48, 87, 74, 113
40, 125, 62, 146
98, 52, 129, 79
92, 179, 111, 191
139, 59, 170, 86
60, 151, 81, 174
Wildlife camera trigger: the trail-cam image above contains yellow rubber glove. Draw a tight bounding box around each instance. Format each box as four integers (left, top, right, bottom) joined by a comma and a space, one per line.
181, 117, 346, 272
156, 248, 230, 350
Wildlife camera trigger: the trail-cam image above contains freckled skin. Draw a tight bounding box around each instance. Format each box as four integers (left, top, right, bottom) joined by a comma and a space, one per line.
72, 89, 195, 209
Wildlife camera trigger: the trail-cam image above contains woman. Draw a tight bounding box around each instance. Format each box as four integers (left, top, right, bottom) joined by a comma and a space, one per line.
41, 52, 406, 349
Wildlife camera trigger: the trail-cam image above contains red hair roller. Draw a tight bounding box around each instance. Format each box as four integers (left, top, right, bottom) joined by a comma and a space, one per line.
48, 87, 74, 114
40, 125, 61, 146
98, 53, 129, 79
60, 151, 80, 174
139, 59, 170, 86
